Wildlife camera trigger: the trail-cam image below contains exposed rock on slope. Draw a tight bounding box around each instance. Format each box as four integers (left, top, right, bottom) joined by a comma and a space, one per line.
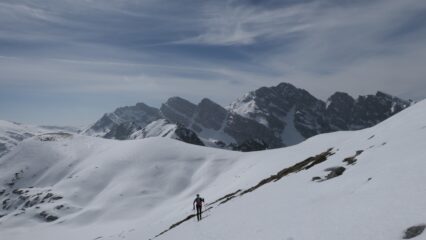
403, 224, 426, 239
229, 138, 269, 152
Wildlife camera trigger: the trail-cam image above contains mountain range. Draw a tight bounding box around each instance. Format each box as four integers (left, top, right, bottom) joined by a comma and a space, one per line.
1, 98, 425, 240
84, 82, 412, 151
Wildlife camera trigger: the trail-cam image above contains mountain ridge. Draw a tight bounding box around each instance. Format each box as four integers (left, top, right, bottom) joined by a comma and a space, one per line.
84, 82, 412, 150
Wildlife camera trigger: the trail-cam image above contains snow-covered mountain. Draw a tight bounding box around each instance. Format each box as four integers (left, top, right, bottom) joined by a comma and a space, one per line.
325, 90, 411, 130
228, 82, 325, 145
228, 82, 412, 145
84, 83, 411, 150
160, 97, 281, 148
84, 97, 281, 150
83, 103, 162, 137
1, 99, 425, 240
0, 120, 79, 158
130, 119, 204, 146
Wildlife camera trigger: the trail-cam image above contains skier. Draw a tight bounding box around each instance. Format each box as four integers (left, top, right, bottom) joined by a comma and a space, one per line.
193, 194, 205, 221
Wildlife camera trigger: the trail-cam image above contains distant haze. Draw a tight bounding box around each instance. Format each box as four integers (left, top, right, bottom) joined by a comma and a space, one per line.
1, 0, 426, 126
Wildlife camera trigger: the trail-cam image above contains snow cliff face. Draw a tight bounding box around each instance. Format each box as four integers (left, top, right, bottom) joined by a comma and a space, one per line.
84, 82, 410, 150
0, 100, 425, 240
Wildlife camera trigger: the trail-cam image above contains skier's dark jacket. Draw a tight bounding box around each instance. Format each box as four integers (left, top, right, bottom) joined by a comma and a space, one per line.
193, 197, 204, 207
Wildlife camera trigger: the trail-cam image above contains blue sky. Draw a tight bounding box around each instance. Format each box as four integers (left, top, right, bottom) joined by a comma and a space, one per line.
1, 0, 426, 126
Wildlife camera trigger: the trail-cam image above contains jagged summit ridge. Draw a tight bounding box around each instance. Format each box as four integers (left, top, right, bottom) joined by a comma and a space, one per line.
160, 96, 282, 148
83, 102, 162, 137
228, 82, 411, 142
84, 82, 411, 150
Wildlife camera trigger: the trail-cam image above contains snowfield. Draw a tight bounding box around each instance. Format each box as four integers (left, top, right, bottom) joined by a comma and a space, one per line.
0, 120, 79, 158
1, 100, 426, 240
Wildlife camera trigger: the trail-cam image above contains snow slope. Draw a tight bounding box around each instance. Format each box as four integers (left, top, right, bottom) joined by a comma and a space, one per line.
280, 107, 305, 145
0, 120, 78, 158
1, 100, 426, 240
130, 119, 178, 139
130, 119, 204, 146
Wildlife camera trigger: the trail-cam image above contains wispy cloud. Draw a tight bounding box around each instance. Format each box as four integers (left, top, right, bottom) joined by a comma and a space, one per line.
175, 1, 317, 45
0, 0, 425, 125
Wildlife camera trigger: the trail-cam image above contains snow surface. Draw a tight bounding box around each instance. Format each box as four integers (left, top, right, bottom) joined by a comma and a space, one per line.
197, 126, 236, 146
82, 126, 110, 138
226, 92, 264, 125
131, 119, 177, 139
0, 120, 78, 157
281, 107, 305, 146
325, 99, 331, 109
1, 100, 426, 240
229, 99, 257, 118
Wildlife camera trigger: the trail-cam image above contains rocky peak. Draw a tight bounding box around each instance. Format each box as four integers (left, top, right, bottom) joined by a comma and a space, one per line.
375, 91, 393, 99
273, 82, 311, 102
328, 92, 355, 104
196, 98, 227, 130
83, 102, 161, 137
198, 98, 224, 111
276, 82, 298, 92
104, 122, 141, 140
229, 82, 326, 142
161, 97, 282, 148
114, 102, 160, 120
160, 97, 197, 128
163, 97, 197, 118
230, 82, 411, 146
375, 91, 410, 109
350, 91, 409, 129
325, 92, 356, 130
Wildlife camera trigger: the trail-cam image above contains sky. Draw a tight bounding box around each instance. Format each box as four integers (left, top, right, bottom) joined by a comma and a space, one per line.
1, 0, 426, 126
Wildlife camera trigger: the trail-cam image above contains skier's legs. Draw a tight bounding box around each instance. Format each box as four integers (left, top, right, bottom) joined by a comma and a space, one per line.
196, 206, 202, 221
196, 206, 199, 221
